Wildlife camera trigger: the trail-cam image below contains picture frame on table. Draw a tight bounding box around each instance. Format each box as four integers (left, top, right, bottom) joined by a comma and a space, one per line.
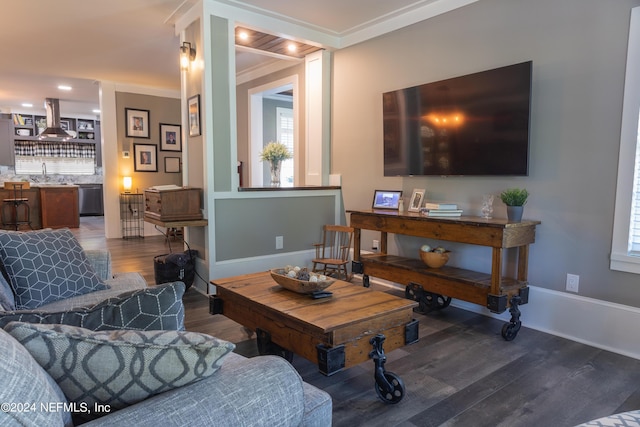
133, 143, 158, 172
372, 190, 403, 210
125, 108, 150, 138
408, 188, 426, 212
188, 94, 201, 137
164, 157, 181, 173
159, 123, 182, 152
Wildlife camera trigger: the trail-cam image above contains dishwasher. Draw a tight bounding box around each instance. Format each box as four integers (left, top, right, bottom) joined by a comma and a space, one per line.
77, 184, 104, 216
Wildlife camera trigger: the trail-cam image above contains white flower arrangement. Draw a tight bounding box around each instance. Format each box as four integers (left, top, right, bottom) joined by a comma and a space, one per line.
259, 141, 292, 162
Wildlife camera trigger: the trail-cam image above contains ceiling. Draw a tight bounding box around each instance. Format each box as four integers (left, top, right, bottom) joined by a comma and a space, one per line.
0, 0, 467, 116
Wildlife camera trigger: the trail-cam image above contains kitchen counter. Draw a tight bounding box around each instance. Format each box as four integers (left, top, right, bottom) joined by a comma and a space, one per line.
0, 185, 79, 229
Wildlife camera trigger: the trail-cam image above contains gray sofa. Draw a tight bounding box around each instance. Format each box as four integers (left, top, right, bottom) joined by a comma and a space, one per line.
0, 230, 332, 426
0, 327, 332, 426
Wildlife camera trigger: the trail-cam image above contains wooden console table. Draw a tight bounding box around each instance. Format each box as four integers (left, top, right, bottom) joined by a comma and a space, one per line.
348, 209, 541, 340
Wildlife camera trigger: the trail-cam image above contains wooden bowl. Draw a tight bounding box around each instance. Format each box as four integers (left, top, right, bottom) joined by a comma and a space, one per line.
270, 269, 336, 294
419, 250, 450, 268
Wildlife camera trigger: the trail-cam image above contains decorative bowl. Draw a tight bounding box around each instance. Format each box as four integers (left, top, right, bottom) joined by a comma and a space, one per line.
419, 250, 450, 268
270, 269, 335, 294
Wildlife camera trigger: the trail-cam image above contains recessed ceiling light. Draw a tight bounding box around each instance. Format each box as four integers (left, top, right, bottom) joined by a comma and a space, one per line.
58, 85, 72, 91
238, 31, 249, 41
287, 43, 297, 52
21, 103, 33, 108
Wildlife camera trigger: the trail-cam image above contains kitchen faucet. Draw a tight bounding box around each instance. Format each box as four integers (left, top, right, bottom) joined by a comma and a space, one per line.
42, 162, 47, 178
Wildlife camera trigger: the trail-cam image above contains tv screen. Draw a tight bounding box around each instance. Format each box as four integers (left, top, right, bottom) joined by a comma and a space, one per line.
383, 61, 532, 176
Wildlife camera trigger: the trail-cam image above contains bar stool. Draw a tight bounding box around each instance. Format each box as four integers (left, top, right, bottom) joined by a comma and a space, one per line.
2, 182, 33, 231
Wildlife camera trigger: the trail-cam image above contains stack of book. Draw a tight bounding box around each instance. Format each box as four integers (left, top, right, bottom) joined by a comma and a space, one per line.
422, 202, 463, 217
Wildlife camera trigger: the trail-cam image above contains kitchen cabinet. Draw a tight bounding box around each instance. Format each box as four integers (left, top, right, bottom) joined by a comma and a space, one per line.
0, 117, 13, 165
39, 185, 79, 229
6, 113, 102, 167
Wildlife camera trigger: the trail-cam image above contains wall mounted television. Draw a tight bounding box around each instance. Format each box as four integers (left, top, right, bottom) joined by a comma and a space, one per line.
383, 61, 532, 176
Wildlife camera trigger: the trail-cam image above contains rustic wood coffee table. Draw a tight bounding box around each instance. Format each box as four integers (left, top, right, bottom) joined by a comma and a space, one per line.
210, 271, 419, 403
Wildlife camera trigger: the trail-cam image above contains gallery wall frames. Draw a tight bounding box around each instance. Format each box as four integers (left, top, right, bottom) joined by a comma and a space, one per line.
125, 108, 150, 138
133, 143, 158, 172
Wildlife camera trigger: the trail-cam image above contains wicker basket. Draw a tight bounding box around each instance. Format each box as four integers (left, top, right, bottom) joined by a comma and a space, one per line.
270, 269, 335, 294
419, 250, 450, 268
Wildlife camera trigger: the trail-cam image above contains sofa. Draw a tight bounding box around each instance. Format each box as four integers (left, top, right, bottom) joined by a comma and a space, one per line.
0, 228, 333, 426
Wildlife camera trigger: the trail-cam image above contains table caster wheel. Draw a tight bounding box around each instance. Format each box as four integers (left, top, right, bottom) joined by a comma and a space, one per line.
432, 294, 452, 310
374, 371, 405, 404
501, 321, 521, 341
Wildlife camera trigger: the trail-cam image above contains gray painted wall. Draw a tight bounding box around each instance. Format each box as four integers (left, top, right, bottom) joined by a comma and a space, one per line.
214, 195, 335, 260
332, 0, 640, 307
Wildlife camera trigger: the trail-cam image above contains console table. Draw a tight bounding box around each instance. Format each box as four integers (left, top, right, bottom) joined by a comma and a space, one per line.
348, 209, 541, 340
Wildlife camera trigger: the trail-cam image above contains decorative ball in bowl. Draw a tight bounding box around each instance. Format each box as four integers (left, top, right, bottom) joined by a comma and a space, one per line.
270, 267, 335, 294
419, 247, 450, 268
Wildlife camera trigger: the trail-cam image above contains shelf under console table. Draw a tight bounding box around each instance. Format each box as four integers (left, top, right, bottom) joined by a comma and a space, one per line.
347, 209, 541, 340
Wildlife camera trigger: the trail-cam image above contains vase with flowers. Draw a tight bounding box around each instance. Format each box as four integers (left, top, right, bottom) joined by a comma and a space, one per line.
259, 141, 292, 187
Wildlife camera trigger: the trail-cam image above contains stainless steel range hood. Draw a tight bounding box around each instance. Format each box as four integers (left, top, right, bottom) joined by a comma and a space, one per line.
39, 98, 71, 139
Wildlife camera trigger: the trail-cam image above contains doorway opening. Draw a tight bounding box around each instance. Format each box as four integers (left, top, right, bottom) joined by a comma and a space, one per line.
248, 75, 299, 187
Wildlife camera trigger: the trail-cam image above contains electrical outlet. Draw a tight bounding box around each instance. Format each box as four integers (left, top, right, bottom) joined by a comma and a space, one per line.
275, 236, 283, 250
372, 239, 379, 250
566, 273, 579, 292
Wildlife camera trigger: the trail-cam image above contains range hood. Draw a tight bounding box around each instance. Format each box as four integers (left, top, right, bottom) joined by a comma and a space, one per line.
39, 98, 71, 139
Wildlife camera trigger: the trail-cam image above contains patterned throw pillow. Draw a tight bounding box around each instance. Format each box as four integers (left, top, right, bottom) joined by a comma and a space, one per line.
0, 328, 72, 427
0, 228, 108, 309
5, 322, 236, 422
0, 281, 186, 331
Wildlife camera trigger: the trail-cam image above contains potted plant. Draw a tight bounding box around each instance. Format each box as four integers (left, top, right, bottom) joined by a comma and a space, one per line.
500, 188, 529, 222
259, 141, 292, 187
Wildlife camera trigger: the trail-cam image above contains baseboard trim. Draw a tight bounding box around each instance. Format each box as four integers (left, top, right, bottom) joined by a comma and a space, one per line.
449, 286, 640, 360
363, 276, 640, 360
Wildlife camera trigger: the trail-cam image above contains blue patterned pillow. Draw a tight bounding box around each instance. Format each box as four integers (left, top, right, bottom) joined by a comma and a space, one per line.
5, 322, 235, 423
0, 281, 185, 331
0, 229, 107, 309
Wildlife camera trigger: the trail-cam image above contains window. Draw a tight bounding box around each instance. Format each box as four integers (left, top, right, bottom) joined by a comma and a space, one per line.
14, 141, 96, 175
611, 7, 640, 273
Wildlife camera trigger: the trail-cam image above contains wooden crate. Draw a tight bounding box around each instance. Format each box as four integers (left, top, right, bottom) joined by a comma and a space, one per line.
144, 188, 202, 221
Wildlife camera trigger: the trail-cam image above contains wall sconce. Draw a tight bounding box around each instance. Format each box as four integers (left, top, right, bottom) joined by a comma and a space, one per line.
123, 176, 132, 193
180, 42, 196, 70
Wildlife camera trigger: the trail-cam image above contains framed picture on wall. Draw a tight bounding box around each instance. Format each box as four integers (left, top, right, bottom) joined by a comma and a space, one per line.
164, 157, 181, 173
160, 123, 181, 152
125, 108, 150, 138
372, 190, 403, 210
133, 143, 158, 172
188, 94, 201, 137
408, 188, 425, 212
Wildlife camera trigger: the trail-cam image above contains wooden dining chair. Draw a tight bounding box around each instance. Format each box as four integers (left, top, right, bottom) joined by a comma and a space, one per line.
312, 224, 354, 281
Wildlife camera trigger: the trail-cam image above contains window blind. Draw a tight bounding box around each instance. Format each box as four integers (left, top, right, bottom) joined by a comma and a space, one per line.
628, 112, 640, 254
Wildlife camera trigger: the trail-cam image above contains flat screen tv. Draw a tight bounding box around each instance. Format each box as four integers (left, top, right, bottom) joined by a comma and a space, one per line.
383, 61, 532, 176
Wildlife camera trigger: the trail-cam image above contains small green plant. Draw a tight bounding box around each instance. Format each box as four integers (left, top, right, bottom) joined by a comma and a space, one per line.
259, 141, 292, 162
500, 188, 529, 206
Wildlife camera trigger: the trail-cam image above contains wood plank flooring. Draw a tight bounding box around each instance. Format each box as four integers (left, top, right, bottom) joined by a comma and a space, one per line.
73, 216, 640, 427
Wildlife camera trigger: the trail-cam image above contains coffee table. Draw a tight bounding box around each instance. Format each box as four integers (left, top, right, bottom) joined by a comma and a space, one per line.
210, 271, 419, 403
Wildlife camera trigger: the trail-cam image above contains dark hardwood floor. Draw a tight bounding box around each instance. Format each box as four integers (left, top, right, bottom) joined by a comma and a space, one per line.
73, 217, 640, 427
